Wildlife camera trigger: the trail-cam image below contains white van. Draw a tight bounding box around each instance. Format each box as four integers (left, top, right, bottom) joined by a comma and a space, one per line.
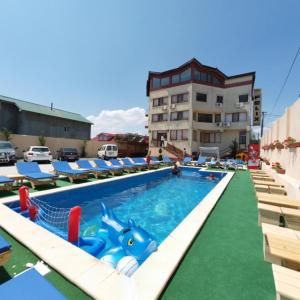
97, 144, 118, 160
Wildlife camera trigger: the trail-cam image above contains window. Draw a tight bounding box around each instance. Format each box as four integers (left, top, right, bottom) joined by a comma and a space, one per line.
239, 94, 249, 103
170, 111, 189, 121
171, 93, 188, 104
225, 113, 232, 122
196, 93, 207, 102
239, 131, 247, 146
232, 112, 239, 122
152, 78, 160, 89
193, 130, 197, 141
239, 112, 247, 122
254, 100, 260, 105
212, 77, 221, 86
180, 68, 191, 82
200, 72, 208, 81
153, 97, 167, 107
64, 127, 70, 132
152, 113, 167, 122
172, 74, 180, 84
194, 70, 201, 81
161, 77, 170, 87
152, 131, 158, 140
216, 96, 223, 103
170, 130, 188, 140
215, 114, 221, 123
198, 113, 213, 123
200, 132, 221, 143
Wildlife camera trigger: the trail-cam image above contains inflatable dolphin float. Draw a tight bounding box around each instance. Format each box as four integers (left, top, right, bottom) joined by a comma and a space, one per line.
97, 202, 157, 275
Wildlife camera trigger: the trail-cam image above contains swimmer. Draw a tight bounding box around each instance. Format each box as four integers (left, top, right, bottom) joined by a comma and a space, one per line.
206, 172, 215, 180
172, 162, 181, 176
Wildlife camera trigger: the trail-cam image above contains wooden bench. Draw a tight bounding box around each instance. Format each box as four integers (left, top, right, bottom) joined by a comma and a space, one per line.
258, 203, 282, 226
258, 197, 300, 209
272, 264, 300, 300
253, 179, 284, 187
252, 176, 275, 182
281, 207, 300, 231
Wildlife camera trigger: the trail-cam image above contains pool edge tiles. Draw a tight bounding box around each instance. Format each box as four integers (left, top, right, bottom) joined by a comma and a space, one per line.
0, 167, 234, 300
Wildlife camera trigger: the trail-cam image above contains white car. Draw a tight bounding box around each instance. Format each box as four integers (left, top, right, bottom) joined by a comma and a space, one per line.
23, 146, 53, 163
97, 144, 118, 160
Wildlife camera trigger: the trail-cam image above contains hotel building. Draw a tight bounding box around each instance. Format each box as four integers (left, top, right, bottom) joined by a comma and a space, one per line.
146, 58, 261, 157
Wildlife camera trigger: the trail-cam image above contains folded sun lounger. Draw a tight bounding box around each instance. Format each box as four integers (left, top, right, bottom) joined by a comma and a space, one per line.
0, 176, 14, 191
52, 161, 89, 183
0, 268, 66, 299
76, 160, 109, 178
162, 156, 173, 165
0, 234, 12, 266
94, 159, 123, 175
121, 158, 145, 170
16, 162, 57, 189
182, 157, 192, 165
110, 158, 134, 173
194, 156, 207, 167
132, 157, 148, 168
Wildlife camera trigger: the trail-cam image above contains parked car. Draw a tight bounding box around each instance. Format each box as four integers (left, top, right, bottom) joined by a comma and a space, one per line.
56, 148, 79, 161
23, 146, 53, 163
0, 140, 17, 165
97, 144, 118, 159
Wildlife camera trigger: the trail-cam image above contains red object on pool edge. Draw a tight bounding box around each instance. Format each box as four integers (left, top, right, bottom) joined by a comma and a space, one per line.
19, 186, 30, 211
68, 206, 82, 243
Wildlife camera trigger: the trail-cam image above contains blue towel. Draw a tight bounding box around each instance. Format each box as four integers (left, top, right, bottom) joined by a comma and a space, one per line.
0, 268, 66, 299
0, 235, 11, 253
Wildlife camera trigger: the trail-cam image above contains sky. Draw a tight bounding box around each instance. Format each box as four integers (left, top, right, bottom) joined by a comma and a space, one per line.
0, 0, 299, 137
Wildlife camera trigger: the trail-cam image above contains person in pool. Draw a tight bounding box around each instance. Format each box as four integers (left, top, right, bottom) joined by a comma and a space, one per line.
172, 162, 181, 176
206, 172, 216, 180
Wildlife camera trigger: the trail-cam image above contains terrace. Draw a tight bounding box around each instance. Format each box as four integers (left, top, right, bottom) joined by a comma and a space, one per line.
0, 170, 275, 299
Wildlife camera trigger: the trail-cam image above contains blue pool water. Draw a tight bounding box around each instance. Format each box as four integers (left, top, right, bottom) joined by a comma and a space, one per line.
15, 168, 225, 245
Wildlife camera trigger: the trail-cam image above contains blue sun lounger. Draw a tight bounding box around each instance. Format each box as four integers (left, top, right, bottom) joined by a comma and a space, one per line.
0, 268, 66, 299
94, 159, 123, 175
120, 158, 144, 171
195, 156, 207, 167
16, 162, 57, 189
76, 160, 109, 178
110, 159, 135, 173
0, 234, 12, 266
151, 157, 161, 166
182, 157, 192, 165
132, 157, 148, 169
0, 176, 14, 191
52, 161, 89, 183
162, 156, 173, 165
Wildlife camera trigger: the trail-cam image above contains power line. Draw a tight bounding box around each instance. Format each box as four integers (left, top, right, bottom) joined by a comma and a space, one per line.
268, 46, 300, 120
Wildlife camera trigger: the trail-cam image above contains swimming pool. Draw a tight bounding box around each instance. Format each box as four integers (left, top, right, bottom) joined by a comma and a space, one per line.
0, 167, 232, 299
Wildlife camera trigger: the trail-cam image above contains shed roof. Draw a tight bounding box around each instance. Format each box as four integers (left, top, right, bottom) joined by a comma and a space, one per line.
0, 95, 92, 124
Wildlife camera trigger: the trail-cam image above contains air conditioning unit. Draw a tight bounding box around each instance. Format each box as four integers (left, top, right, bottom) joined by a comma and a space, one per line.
171, 104, 176, 109
162, 105, 167, 110
215, 102, 223, 107
226, 122, 231, 127
236, 102, 244, 109
216, 122, 223, 127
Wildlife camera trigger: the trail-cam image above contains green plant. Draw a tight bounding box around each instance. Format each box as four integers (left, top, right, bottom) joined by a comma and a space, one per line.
81, 140, 87, 157
0, 127, 11, 141
38, 135, 46, 146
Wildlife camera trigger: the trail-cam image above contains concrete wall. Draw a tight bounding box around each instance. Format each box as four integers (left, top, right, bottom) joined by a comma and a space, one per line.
0, 134, 147, 158
260, 98, 300, 182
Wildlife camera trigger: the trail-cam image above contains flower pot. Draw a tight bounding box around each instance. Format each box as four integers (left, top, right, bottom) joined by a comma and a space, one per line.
275, 143, 284, 149
276, 169, 286, 174
287, 142, 300, 149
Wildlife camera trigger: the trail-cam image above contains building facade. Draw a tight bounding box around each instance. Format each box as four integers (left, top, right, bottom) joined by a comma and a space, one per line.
0, 95, 92, 140
146, 58, 261, 157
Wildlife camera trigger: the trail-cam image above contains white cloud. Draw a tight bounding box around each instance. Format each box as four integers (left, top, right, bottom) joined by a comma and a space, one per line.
87, 107, 147, 137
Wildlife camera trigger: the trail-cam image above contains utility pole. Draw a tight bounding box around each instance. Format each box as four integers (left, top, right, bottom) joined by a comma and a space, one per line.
261, 111, 267, 138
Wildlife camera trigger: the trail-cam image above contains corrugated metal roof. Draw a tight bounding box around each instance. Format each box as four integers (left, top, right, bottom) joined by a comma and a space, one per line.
0, 95, 92, 124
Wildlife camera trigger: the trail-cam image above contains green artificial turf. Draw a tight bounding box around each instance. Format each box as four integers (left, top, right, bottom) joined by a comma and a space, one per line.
161, 170, 275, 300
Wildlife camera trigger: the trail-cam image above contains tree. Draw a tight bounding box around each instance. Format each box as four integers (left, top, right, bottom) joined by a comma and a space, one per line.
0, 127, 11, 141
38, 135, 46, 146
81, 140, 87, 157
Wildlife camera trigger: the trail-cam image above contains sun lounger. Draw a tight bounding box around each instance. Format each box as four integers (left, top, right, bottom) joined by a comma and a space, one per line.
110, 159, 134, 173
252, 176, 275, 182
16, 162, 57, 189
281, 207, 300, 231
182, 157, 192, 165
272, 264, 300, 300
151, 157, 161, 167
0, 268, 66, 299
120, 158, 144, 171
250, 170, 266, 174
257, 196, 300, 209
94, 159, 123, 175
0, 176, 14, 191
194, 156, 207, 167
132, 157, 148, 169
76, 160, 109, 178
258, 203, 282, 226
52, 161, 89, 183
162, 156, 173, 166
253, 179, 284, 187
0, 235, 12, 266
